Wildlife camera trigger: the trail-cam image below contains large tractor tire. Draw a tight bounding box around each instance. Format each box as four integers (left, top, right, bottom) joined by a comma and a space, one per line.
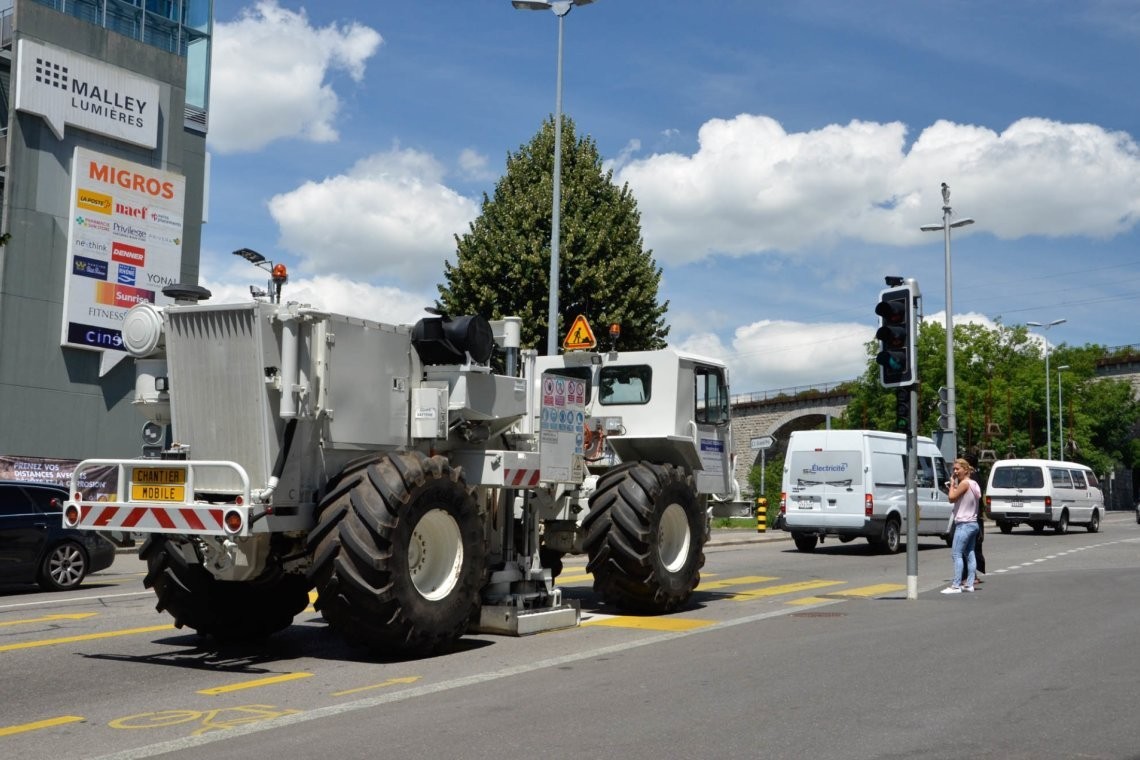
306, 451, 485, 655
583, 461, 705, 614
140, 536, 310, 641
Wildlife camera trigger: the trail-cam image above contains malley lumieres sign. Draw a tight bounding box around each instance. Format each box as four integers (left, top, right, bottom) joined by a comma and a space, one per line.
14, 37, 160, 149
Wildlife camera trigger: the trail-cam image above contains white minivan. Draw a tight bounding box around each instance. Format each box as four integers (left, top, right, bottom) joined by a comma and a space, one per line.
780, 429, 953, 553
986, 459, 1103, 534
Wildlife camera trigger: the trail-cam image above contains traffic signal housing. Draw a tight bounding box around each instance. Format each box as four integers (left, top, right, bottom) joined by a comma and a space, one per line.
875, 282, 918, 388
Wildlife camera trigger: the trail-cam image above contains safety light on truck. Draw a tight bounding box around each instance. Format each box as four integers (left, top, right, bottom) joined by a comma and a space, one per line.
224, 510, 244, 534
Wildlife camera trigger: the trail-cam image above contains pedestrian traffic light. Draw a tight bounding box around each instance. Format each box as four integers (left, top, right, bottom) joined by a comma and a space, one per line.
937, 386, 950, 430
894, 387, 911, 432
875, 281, 918, 387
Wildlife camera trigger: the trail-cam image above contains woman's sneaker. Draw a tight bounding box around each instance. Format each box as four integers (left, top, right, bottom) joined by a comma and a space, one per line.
962, 585, 975, 592
941, 586, 962, 594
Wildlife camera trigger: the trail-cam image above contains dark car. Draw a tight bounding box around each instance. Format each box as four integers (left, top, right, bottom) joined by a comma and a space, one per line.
0, 481, 115, 591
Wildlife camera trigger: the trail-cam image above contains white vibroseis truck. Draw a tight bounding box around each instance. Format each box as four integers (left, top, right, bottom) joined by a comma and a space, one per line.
63, 290, 732, 654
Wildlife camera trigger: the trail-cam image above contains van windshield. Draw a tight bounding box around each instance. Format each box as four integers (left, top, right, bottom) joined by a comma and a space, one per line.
991, 466, 1044, 489
788, 450, 862, 488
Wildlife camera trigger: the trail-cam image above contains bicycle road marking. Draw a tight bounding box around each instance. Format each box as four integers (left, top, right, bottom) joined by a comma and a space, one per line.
109, 705, 301, 736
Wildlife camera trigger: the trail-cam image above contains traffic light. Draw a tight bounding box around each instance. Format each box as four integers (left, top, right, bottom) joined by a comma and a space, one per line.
894, 387, 911, 432
875, 282, 918, 387
937, 386, 950, 430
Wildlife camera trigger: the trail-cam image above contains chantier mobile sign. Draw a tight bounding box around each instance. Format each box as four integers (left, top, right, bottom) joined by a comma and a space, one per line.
62, 147, 185, 354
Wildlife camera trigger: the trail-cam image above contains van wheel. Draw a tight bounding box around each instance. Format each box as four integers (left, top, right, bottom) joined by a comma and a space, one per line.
1086, 510, 1100, 534
997, 520, 1013, 535
1031, 523, 1046, 533
880, 519, 902, 554
1054, 511, 1069, 534
792, 533, 817, 552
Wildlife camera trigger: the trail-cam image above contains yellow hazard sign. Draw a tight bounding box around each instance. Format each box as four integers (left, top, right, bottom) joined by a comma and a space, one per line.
562, 314, 597, 351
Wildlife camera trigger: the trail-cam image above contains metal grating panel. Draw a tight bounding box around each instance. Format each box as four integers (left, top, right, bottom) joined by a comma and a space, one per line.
166, 305, 275, 491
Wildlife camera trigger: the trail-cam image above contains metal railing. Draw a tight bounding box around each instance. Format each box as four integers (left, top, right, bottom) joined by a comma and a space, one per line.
730, 380, 855, 406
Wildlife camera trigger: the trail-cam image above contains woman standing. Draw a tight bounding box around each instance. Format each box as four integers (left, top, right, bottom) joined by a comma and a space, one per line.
942, 459, 982, 594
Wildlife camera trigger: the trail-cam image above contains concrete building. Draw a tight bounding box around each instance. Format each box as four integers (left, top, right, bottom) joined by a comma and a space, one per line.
0, 0, 211, 463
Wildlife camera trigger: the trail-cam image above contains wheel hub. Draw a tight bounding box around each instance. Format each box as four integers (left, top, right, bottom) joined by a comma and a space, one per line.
408, 508, 464, 601
658, 502, 691, 573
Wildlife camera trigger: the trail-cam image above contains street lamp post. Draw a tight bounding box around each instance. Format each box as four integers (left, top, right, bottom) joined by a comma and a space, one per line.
1026, 318, 1066, 460
512, 0, 596, 354
921, 183, 974, 463
1057, 364, 1070, 461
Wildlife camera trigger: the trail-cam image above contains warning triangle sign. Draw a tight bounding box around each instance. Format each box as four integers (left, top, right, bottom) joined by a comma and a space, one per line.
562, 314, 597, 351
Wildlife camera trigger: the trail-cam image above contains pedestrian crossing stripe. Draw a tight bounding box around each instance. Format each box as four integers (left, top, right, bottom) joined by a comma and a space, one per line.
582, 616, 713, 631
727, 579, 845, 601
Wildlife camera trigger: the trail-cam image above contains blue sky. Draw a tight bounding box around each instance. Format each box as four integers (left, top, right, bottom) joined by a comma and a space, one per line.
200, 0, 1140, 394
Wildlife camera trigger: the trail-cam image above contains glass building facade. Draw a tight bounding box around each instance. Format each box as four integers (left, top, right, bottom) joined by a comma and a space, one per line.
21, 0, 212, 128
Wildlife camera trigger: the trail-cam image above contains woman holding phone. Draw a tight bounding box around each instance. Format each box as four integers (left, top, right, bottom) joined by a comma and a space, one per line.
942, 458, 982, 594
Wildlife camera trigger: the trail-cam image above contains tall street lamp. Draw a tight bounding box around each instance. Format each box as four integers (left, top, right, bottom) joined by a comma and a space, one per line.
513, 0, 596, 354
1026, 318, 1066, 460
921, 183, 974, 463
1057, 364, 1070, 461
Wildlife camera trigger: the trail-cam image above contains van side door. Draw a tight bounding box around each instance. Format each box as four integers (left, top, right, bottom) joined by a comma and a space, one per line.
917, 454, 952, 532
1067, 469, 1092, 523
1049, 467, 1075, 522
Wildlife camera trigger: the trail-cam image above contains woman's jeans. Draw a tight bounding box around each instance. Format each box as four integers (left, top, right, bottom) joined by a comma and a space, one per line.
951, 521, 980, 587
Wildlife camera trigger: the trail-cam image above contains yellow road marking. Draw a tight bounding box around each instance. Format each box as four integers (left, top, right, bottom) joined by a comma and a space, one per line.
0, 715, 85, 737
0, 624, 173, 652
728, 579, 844, 600
582, 616, 713, 631
0, 612, 98, 628
697, 575, 778, 590
198, 672, 314, 695
331, 676, 421, 697
825, 583, 906, 598
787, 596, 833, 606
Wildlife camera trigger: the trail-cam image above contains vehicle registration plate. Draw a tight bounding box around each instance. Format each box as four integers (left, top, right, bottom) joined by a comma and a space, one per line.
131, 468, 186, 502
796, 500, 814, 510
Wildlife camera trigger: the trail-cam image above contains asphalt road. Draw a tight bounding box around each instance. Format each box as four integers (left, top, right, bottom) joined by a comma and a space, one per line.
1, 512, 1137, 760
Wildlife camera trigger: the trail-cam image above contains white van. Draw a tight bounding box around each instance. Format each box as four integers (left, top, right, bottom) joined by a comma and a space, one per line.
985, 459, 1103, 534
780, 429, 952, 553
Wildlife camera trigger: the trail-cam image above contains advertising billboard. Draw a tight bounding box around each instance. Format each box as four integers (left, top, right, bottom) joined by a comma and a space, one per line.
15, 38, 161, 149
61, 147, 185, 354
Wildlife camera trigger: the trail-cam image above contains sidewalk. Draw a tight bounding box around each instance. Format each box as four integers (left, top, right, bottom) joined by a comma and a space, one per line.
708, 527, 790, 547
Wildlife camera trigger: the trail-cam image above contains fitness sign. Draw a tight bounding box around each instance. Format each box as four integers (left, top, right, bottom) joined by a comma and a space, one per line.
61, 147, 185, 355
538, 373, 586, 483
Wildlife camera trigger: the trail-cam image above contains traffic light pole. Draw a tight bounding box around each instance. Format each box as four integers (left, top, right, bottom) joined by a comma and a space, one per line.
905, 382, 919, 600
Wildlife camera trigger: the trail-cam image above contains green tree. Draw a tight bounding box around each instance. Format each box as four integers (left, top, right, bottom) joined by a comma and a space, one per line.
438, 116, 669, 353
839, 321, 1140, 476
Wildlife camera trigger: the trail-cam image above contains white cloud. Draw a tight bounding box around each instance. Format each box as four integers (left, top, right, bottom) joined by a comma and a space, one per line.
458, 148, 495, 181
673, 319, 874, 392
267, 147, 480, 289
200, 270, 435, 327
617, 115, 1140, 265
209, 0, 381, 154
